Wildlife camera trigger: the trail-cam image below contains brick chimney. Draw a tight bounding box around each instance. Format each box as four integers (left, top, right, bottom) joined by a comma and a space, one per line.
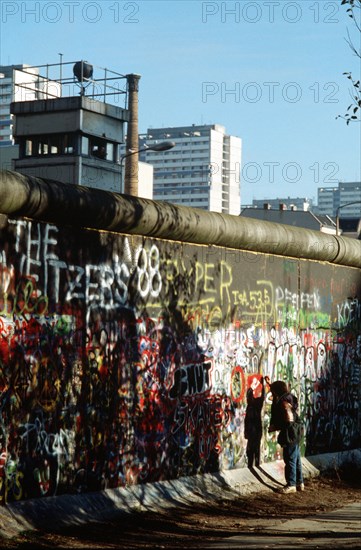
124, 74, 141, 196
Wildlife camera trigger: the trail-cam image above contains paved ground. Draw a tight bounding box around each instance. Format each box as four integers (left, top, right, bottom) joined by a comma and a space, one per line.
0, 470, 360, 549
207, 502, 361, 549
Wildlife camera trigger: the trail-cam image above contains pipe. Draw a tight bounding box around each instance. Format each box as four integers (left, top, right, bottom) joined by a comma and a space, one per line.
1, 170, 361, 268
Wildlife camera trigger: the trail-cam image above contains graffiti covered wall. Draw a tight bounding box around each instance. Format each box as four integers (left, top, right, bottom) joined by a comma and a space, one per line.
0, 217, 360, 503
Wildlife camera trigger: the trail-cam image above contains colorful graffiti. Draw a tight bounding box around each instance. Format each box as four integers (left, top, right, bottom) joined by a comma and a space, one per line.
0, 218, 360, 504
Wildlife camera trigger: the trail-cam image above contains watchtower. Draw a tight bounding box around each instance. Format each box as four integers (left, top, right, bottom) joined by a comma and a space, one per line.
10, 60, 131, 193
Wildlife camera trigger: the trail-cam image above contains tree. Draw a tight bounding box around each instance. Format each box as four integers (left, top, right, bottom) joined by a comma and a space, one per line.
337, 0, 361, 124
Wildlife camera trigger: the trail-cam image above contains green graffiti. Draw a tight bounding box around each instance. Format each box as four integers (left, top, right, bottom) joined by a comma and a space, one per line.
277, 306, 331, 330
298, 310, 330, 329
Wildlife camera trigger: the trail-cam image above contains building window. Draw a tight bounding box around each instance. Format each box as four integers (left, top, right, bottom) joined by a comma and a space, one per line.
20, 133, 77, 157
38, 138, 49, 155
106, 142, 114, 162
49, 134, 62, 154
88, 137, 113, 160
64, 134, 75, 154
82, 136, 89, 155
25, 139, 32, 156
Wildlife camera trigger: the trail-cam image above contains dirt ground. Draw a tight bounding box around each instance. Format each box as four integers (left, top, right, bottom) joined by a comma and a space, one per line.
1, 469, 360, 549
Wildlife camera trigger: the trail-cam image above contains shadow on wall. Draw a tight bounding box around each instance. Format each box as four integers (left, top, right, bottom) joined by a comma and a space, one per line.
0, 212, 361, 505
304, 298, 361, 456
0, 232, 233, 504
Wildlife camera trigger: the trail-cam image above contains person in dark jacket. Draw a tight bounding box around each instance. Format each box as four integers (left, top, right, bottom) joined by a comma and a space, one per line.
244, 375, 270, 468
268, 380, 304, 493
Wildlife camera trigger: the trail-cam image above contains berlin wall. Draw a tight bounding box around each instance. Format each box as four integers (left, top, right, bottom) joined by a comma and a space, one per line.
0, 170, 360, 504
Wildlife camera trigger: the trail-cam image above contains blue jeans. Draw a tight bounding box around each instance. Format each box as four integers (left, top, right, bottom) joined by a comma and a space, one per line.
283, 443, 303, 486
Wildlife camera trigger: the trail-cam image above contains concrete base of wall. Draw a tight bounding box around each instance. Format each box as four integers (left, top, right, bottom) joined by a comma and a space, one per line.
1, 449, 360, 539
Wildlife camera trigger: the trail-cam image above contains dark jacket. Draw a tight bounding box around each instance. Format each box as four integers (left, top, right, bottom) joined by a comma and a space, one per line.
244, 386, 265, 439
269, 392, 298, 432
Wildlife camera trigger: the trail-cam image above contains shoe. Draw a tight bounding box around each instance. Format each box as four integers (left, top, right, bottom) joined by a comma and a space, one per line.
297, 483, 305, 491
279, 485, 297, 494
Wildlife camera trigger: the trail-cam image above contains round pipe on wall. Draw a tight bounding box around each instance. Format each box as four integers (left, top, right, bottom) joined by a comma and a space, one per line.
1, 170, 361, 269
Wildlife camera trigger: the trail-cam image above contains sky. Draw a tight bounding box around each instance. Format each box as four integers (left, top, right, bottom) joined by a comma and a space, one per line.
1, 0, 360, 205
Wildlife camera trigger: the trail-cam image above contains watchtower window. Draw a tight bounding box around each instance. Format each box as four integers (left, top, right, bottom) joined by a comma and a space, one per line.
20, 133, 77, 157
87, 137, 115, 161
81, 136, 89, 155
38, 138, 49, 155
25, 139, 32, 156
90, 138, 107, 159
63, 134, 75, 154
20, 133, 117, 162
106, 142, 115, 162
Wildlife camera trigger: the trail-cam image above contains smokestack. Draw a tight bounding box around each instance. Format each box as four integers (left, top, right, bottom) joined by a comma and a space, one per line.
124, 74, 141, 196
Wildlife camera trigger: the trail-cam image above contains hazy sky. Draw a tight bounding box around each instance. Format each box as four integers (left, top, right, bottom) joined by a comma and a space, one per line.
1, 0, 360, 204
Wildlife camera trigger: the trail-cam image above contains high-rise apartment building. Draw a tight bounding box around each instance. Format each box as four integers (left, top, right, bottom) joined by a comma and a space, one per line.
0, 64, 61, 147
137, 124, 242, 215
0, 64, 62, 170
317, 182, 360, 217
317, 186, 340, 216
339, 182, 361, 216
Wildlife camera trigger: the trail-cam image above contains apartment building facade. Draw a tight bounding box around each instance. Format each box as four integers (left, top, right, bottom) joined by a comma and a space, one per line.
0, 64, 61, 146
318, 182, 361, 217
137, 124, 242, 215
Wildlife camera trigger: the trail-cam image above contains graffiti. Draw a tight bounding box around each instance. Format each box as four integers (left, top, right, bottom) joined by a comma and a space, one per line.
169, 360, 212, 399
3, 222, 163, 319
0, 217, 359, 504
337, 298, 361, 328
230, 366, 246, 403
275, 286, 321, 311
0, 273, 48, 317
0, 455, 24, 504
172, 393, 231, 466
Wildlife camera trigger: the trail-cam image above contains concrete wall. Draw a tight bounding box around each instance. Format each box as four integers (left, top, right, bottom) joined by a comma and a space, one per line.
0, 171, 360, 505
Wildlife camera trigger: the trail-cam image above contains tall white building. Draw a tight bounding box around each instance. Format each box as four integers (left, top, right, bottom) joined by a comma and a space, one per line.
0, 64, 61, 146
138, 124, 242, 215
0, 64, 61, 169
